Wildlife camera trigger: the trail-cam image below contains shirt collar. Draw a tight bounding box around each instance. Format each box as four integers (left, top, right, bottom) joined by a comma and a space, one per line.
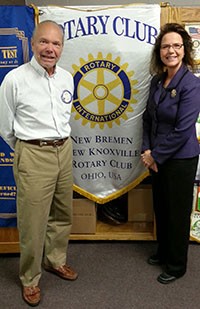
30, 56, 57, 78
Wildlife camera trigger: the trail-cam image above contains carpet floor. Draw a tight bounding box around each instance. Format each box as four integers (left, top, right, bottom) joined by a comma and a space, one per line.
0, 241, 199, 308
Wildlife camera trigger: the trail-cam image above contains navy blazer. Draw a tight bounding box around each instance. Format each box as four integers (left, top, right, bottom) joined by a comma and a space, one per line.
142, 64, 200, 165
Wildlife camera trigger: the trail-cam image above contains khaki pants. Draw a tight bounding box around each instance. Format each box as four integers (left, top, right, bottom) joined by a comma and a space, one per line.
13, 138, 73, 286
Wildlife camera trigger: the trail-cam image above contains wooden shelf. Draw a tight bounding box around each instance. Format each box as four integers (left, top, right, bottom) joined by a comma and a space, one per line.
0, 184, 156, 253
70, 221, 155, 241
0, 221, 155, 253
0, 228, 20, 253
0, 241, 20, 254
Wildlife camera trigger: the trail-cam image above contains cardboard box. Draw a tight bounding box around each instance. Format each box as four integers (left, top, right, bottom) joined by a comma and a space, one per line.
71, 199, 96, 234
128, 185, 154, 222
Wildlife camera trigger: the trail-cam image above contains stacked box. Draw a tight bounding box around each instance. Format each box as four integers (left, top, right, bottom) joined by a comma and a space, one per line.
128, 185, 154, 222
71, 198, 96, 234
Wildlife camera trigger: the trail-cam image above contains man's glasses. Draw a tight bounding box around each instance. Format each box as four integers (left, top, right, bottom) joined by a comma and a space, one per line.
160, 43, 184, 50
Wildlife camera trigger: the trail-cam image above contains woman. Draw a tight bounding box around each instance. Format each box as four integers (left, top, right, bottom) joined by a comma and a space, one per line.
141, 23, 200, 284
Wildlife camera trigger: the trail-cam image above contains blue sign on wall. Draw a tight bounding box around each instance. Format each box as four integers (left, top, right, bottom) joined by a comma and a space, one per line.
0, 5, 36, 226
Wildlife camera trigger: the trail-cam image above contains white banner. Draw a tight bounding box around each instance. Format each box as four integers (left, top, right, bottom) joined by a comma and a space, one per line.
39, 4, 160, 203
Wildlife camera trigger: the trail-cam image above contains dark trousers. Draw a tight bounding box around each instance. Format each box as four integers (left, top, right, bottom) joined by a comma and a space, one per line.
151, 156, 198, 277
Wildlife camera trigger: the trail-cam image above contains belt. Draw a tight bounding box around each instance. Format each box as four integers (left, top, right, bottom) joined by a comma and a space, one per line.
21, 137, 68, 147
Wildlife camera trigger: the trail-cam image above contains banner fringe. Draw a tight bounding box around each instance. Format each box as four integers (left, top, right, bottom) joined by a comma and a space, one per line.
29, 4, 40, 25
39, 4, 159, 13
73, 170, 150, 204
189, 235, 200, 243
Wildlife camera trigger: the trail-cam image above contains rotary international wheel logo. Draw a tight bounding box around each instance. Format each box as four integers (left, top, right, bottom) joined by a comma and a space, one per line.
72, 52, 139, 129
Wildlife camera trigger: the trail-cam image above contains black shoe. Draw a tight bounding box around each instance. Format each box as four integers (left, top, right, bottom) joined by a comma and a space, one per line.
147, 254, 163, 265
157, 272, 176, 284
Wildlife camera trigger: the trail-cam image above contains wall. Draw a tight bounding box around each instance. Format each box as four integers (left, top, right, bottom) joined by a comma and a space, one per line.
24, 1, 200, 7
2, 1, 200, 8
2, 0, 200, 7
1, 0, 25, 4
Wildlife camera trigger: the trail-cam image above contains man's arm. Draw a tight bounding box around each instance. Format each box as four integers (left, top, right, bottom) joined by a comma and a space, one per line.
0, 74, 16, 150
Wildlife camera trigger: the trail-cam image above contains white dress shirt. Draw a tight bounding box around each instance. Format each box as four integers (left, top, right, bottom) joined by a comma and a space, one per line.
0, 56, 74, 149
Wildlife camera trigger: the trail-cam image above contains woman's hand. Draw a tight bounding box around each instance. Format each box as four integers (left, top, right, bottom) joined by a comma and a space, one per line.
149, 162, 158, 172
141, 150, 158, 172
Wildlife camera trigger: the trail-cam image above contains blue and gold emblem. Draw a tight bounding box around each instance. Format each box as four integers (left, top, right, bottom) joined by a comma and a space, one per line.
72, 52, 139, 129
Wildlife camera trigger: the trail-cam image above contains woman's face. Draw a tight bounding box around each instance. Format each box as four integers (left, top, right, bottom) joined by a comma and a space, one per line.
160, 32, 184, 70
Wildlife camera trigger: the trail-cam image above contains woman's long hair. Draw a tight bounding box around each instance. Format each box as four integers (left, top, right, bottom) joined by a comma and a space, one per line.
150, 23, 194, 75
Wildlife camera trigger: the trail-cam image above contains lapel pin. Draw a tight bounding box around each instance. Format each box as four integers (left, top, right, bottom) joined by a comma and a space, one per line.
171, 89, 177, 98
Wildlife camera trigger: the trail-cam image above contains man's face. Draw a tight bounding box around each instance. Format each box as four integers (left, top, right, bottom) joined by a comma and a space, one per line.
31, 22, 63, 75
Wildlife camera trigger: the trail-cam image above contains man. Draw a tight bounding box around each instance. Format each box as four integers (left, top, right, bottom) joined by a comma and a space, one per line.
0, 20, 78, 306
